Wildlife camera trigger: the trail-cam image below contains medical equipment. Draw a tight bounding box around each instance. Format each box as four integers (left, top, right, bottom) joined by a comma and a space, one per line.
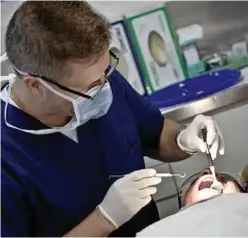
110, 21, 146, 95
201, 126, 217, 176
109, 172, 186, 179
200, 126, 224, 191
127, 7, 187, 93
156, 173, 186, 178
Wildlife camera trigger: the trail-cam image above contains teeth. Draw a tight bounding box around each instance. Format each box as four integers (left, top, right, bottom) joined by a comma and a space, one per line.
202, 178, 213, 182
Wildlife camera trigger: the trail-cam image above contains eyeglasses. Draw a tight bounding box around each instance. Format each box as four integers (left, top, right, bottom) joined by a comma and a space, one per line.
14, 51, 119, 100
177, 169, 247, 209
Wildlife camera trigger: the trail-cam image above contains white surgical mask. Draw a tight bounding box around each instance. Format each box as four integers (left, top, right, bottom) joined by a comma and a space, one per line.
4, 77, 113, 135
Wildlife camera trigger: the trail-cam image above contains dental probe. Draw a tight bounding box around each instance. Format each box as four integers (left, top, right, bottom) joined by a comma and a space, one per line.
201, 126, 214, 167
108, 173, 186, 179
155, 173, 186, 178
201, 126, 218, 182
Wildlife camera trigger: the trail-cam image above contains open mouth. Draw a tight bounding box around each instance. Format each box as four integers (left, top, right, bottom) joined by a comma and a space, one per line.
198, 179, 214, 190
198, 175, 224, 192
196, 168, 226, 192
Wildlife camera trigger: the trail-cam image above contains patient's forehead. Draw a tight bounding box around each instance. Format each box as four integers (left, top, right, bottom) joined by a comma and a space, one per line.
223, 180, 242, 192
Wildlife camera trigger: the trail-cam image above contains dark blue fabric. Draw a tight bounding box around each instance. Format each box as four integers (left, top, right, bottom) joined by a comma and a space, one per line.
1, 71, 163, 237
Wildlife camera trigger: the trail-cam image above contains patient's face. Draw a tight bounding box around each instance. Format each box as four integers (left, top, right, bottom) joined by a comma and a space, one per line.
184, 169, 241, 206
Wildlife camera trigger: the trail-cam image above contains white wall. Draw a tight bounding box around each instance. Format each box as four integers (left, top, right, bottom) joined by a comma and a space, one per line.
90, 1, 165, 22
1, 1, 23, 54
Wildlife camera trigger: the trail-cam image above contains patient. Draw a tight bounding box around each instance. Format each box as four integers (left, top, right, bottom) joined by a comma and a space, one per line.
137, 165, 248, 237
182, 168, 245, 207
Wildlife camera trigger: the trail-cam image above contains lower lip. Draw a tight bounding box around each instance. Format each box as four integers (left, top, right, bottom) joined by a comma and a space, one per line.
197, 188, 220, 198
198, 188, 220, 194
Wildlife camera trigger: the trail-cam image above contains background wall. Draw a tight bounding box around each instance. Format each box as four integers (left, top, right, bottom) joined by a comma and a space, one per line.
167, 1, 248, 58
1, 1, 23, 54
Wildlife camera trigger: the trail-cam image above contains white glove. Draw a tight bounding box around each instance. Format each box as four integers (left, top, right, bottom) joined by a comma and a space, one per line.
98, 169, 161, 229
177, 114, 225, 159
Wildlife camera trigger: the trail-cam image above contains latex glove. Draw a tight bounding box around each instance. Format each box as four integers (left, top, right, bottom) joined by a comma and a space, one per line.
98, 169, 161, 229
177, 115, 225, 159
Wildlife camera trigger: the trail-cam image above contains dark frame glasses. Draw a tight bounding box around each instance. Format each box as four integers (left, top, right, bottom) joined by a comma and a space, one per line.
15, 51, 119, 100
177, 170, 247, 209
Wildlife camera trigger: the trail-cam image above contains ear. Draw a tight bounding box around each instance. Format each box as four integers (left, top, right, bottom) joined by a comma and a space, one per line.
22, 76, 44, 96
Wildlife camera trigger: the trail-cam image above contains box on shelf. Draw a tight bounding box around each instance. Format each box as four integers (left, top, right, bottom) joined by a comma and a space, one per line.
110, 20, 146, 95
127, 7, 188, 93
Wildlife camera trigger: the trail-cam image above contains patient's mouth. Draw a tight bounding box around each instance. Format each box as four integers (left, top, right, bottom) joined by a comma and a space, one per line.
198, 180, 214, 190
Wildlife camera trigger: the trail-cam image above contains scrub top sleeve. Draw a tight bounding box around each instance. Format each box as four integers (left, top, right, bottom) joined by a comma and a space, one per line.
1, 171, 31, 237
120, 74, 164, 152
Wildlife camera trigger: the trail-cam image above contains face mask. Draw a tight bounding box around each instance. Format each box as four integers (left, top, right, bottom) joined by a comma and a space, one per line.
4, 77, 113, 135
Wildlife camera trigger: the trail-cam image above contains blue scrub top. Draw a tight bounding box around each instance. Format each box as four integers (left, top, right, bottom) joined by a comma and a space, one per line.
1, 71, 164, 237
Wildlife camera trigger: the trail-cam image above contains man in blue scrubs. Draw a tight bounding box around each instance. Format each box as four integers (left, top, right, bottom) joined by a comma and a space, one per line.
1, 2, 224, 237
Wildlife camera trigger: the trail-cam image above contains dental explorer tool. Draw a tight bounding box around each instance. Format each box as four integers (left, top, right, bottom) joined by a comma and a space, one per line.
201, 126, 217, 180
108, 173, 186, 179
155, 173, 186, 178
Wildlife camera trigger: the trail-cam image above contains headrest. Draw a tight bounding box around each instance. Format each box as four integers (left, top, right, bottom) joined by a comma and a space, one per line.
239, 164, 248, 192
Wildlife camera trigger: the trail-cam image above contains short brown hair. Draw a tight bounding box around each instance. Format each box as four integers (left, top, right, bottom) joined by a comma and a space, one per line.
6, 1, 110, 80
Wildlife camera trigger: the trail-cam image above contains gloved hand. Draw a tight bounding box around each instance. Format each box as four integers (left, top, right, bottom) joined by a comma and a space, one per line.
98, 169, 161, 229
177, 114, 225, 159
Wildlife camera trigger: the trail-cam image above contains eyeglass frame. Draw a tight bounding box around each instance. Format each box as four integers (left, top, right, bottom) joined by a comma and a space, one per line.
177, 169, 247, 209
13, 50, 119, 100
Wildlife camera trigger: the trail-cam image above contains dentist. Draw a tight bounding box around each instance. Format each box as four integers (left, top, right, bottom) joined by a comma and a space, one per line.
1, 1, 224, 237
